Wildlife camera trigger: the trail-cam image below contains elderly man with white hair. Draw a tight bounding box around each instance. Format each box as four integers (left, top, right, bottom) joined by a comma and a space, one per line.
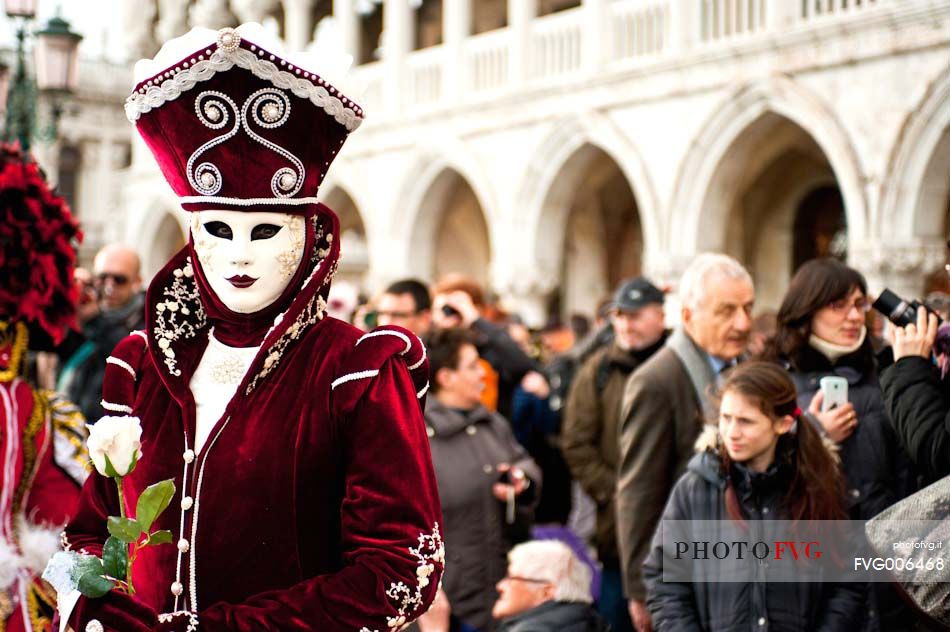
492, 540, 608, 632
616, 253, 754, 632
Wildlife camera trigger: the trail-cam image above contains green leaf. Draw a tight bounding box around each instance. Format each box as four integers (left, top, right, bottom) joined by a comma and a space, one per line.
135, 479, 176, 531
102, 537, 128, 581
107, 516, 143, 544
69, 555, 104, 584
126, 450, 139, 476
147, 530, 173, 547
78, 570, 115, 598
103, 453, 120, 478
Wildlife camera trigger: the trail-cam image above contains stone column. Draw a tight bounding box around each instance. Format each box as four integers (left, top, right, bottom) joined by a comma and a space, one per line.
156, 0, 192, 42
582, 0, 608, 70
508, 0, 537, 85
333, 0, 360, 60
382, 0, 413, 112
282, 0, 315, 49
231, 0, 281, 25
852, 239, 947, 305
766, 0, 798, 31
668, 0, 700, 51
443, 0, 472, 103
190, 0, 238, 29
495, 270, 558, 330
122, 0, 158, 61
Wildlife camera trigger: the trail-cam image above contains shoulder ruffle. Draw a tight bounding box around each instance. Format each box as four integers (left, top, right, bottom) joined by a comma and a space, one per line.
331, 326, 428, 417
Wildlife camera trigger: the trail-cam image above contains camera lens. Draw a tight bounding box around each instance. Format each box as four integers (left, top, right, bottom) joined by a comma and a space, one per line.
872, 289, 917, 328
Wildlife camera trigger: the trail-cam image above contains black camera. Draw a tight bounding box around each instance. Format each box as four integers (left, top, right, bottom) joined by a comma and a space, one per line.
872, 289, 939, 328
441, 304, 460, 318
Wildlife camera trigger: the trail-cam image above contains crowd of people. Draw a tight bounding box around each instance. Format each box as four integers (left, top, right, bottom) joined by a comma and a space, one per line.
2, 21, 948, 632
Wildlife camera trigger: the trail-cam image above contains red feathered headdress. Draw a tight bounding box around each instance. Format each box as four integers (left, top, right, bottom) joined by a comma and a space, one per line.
0, 144, 82, 345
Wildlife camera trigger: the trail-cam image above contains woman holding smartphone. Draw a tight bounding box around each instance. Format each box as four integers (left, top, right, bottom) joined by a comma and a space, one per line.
760, 258, 915, 630
643, 361, 863, 631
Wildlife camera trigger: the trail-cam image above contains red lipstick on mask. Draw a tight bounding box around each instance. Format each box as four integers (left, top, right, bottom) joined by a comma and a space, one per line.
227, 275, 258, 288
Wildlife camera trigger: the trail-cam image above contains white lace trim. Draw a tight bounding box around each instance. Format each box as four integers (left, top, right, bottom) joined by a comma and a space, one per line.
357, 330, 413, 355
106, 356, 136, 378
125, 40, 362, 132
153, 258, 208, 377
361, 523, 445, 632
179, 195, 322, 206
331, 369, 380, 390
100, 401, 133, 414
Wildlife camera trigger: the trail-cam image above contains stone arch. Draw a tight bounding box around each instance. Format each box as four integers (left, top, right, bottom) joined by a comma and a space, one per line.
138, 206, 187, 281
880, 66, 950, 242
321, 182, 370, 287
394, 144, 497, 286
671, 76, 867, 257
517, 113, 660, 276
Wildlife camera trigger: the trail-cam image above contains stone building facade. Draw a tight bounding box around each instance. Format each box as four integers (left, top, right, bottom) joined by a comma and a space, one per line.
114, 0, 950, 326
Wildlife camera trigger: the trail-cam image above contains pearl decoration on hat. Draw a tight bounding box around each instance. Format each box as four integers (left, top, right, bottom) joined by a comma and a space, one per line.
262, 102, 281, 122
217, 28, 241, 52
279, 172, 296, 190
200, 172, 215, 188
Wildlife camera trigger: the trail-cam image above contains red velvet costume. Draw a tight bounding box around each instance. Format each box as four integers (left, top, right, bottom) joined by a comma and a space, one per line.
0, 147, 88, 632
62, 26, 443, 632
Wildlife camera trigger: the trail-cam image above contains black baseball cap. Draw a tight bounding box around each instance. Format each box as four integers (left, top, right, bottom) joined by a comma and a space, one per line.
611, 277, 664, 313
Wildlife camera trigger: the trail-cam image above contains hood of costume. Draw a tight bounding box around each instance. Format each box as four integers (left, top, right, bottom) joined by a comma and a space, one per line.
123, 22, 363, 398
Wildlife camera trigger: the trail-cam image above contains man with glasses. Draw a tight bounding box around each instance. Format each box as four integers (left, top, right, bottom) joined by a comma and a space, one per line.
492, 540, 608, 632
377, 278, 433, 336
59, 243, 145, 422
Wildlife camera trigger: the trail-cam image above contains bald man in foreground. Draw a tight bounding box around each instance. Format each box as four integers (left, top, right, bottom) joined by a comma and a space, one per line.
59, 243, 145, 422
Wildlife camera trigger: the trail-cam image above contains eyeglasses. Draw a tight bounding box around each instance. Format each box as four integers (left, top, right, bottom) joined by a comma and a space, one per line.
95, 273, 130, 286
828, 298, 870, 314
503, 575, 551, 585
377, 310, 417, 319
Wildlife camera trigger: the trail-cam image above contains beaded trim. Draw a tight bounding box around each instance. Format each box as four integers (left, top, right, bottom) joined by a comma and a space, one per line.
125, 38, 363, 132
158, 610, 199, 631
153, 258, 208, 376
360, 524, 445, 632
179, 195, 321, 207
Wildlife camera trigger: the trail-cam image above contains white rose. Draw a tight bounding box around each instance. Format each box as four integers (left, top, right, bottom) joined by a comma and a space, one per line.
87, 416, 144, 477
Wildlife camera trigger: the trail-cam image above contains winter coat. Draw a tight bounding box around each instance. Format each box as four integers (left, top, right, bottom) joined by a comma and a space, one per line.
643, 446, 865, 631
425, 398, 543, 632
781, 344, 915, 632
562, 335, 667, 563
617, 329, 714, 600
783, 342, 916, 521
59, 291, 146, 422
471, 318, 538, 419
497, 600, 611, 632
881, 356, 950, 482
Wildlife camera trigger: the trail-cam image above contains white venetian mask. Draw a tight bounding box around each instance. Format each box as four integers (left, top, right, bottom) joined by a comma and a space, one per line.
191, 210, 306, 314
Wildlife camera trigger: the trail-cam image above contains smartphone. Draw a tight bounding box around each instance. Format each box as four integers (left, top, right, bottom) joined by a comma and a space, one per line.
819, 376, 848, 412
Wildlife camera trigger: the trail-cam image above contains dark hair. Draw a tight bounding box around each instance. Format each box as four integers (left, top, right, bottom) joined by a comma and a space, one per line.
717, 361, 847, 523
384, 278, 432, 312
763, 258, 867, 363
423, 328, 475, 394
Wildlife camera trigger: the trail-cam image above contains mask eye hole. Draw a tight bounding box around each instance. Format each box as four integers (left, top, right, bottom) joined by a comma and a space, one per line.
251, 224, 283, 241
204, 221, 233, 240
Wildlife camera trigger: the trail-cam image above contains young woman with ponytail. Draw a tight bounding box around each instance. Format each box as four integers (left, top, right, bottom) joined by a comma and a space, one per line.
642, 361, 863, 631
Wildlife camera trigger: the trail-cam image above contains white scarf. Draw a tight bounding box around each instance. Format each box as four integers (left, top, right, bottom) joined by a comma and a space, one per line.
808, 326, 867, 363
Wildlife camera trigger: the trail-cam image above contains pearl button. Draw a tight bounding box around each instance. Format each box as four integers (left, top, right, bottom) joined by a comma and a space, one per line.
465, 426, 477, 436
171, 581, 183, 596
178, 538, 190, 553
181, 496, 193, 510
758, 617, 766, 626
483, 464, 493, 474
183, 449, 195, 463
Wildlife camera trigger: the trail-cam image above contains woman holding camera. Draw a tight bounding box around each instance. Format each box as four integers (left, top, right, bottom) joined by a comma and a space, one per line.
643, 361, 863, 631
761, 258, 915, 630
424, 328, 542, 632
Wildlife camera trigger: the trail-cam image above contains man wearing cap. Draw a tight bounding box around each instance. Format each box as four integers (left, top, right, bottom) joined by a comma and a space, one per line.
561, 278, 667, 632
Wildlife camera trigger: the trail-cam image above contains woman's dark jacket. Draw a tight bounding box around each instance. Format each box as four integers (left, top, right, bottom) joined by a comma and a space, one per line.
782, 342, 917, 518
425, 398, 542, 632
881, 356, 950, 482
497, 601, 610, 632
643, 448, 864, 631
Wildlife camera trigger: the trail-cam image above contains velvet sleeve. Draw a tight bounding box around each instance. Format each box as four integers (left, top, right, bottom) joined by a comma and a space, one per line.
197, 357, 444, 631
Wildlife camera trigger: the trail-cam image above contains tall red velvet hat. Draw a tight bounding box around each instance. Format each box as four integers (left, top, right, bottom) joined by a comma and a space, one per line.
125, 25, 363, 214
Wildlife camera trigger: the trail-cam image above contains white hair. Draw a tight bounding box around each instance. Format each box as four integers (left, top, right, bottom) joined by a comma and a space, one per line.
678, 253, 753, 312
507, 540, 592, 603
